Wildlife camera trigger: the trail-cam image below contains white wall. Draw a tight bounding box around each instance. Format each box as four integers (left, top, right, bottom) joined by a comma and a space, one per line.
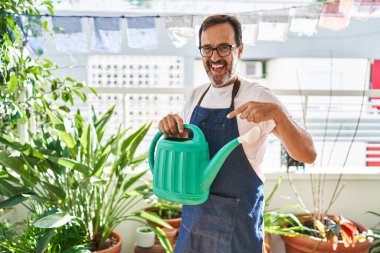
266, 58, 370, 90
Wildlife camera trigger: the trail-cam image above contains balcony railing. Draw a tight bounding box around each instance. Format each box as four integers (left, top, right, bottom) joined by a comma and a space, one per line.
59, 88, 380, 171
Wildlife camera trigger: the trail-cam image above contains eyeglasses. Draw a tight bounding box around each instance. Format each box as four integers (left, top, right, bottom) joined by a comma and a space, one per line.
199, 44, 238, 57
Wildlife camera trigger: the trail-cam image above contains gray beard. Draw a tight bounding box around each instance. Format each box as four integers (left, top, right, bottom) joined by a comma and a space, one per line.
207, 69, 234, 87
207, 53, 239, 87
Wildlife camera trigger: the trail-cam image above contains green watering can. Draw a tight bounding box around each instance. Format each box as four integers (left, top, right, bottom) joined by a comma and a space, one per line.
148, 124, 261, 205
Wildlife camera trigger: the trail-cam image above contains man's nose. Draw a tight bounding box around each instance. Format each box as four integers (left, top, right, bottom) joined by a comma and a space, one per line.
210, 49, 221, 62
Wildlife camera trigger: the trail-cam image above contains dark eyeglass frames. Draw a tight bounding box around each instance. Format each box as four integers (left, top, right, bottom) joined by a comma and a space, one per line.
199, 44, 239, 57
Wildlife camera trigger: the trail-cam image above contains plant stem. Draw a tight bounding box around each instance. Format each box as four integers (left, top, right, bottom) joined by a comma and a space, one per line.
324, 59, 370, 215
311, 238, 323, 253
286, 172, 310, 213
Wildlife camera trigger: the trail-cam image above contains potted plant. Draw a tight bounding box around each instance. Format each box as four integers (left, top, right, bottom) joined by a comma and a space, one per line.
135, 226, 156, 248
144, 198, 182, 246
145, 199, 182, 229
281, 148, 373, 251
1, 3, 173, 251
263, 177, 314, 253
280, 61, 373, 252
0, 106, 173, 253
282, 213, 372, 253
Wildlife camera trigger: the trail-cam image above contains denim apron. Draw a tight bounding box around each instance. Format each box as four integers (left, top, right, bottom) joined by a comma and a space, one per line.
175, 80, 264, 253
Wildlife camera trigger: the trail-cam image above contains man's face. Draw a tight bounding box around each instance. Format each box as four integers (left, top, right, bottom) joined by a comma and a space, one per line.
200, 23, 243, 87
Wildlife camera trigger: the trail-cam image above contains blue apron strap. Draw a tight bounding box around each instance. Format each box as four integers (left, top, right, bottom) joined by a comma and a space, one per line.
197, 84, 211, 106
230, 79, 240, 109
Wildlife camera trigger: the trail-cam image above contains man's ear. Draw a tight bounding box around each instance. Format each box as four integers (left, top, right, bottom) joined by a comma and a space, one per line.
238, 43, 244, 58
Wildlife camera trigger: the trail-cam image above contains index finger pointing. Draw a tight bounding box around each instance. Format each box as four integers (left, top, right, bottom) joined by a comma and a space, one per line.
227, 104, 248, 118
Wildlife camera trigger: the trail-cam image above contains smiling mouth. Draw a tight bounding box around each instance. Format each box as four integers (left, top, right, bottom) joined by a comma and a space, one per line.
210, 63, 226, 73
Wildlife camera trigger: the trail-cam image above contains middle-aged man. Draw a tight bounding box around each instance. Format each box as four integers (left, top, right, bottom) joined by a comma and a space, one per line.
157, 14, 317, 253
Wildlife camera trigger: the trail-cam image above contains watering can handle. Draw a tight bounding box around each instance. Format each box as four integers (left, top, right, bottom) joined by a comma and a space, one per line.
148, 131, 163, 173
148, 124, 205, 173
183, 124, 206, 142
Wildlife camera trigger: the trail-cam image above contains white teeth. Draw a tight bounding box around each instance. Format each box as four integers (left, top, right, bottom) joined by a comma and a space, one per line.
211, 64, 225, 71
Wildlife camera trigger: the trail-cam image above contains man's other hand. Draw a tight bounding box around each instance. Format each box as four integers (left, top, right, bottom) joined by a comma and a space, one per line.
158, 114, 188, 138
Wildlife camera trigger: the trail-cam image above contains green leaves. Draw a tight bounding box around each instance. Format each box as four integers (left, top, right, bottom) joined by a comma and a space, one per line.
134, 211, 172, 229
368, 211, 380, 218
149, 226, 173, 253
0, 1, 101, 252
263, 177, 312, 238
265, 177, 281, 208
0, 192, 42, 209
264, 226, 310, 237
7, 72, 18, 93
0, 151, 25, 172
0, 194, 28, 209
0, 179, 29, 197
45, 156, 91, 176
114, 123, 151, 171
92, 145, 111, 176
33, 209, 74, 228
42, 182, 66, 200
0, 98, 154, 251
60, 131, 76, 151
37, 228, 55, 253
80, 124, 92, 157
123, 169, 149, 192
73, 90, 86, 103
47, 110, 64, 126
94, 105, 115, 142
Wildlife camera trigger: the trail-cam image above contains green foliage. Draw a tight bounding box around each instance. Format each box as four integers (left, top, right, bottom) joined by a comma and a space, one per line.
0, 106, 172, 251
368, 211, 380, 253
0, 1, 171, 252
0, 0, 87, 133
264, 177, 312, 237
0, 218, 90, 253
154, 202, 182, 219
139, 227, 153, 233
146, 197, 182, 220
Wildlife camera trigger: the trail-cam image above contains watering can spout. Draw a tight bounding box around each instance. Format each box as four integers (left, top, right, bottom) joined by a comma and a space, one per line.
201, 126, 261, 190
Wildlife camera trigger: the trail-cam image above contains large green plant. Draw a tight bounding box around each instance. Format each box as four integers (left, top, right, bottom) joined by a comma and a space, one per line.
0, 106, 173, 252
1, 0, 89, 133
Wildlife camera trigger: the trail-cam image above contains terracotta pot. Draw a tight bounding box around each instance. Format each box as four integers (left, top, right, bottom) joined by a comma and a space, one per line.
264, 233, 271, 253
145, 207, 182, 229
163, 217, 181, 229
134, 243, 167, 253
281, 217, 372, 253
93, 231, 122, 253
161, 227, 178, 246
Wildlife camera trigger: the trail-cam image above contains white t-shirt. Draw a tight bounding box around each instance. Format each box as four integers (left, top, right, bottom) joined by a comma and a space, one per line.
182, 77, 287, 182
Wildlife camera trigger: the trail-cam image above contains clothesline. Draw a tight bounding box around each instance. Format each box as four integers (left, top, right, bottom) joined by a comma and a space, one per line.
2, 0, 379, 54
0, 4, 318, 18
